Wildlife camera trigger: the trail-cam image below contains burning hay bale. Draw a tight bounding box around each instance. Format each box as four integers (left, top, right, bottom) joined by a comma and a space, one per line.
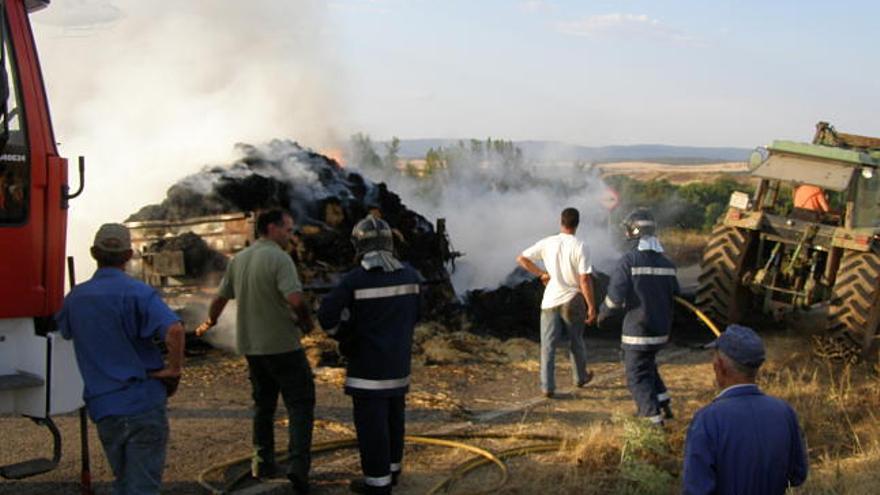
124, 140, 461, 332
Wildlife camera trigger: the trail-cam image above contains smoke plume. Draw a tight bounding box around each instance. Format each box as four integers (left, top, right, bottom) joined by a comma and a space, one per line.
349, 143, 621, 291
30, 0, 343, 279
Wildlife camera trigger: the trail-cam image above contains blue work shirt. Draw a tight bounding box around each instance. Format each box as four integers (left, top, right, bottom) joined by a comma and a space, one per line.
57, 268, 180, 421
682, 384, 808, 495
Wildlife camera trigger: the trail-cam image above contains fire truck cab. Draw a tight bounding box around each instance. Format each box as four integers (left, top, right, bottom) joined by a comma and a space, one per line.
0, 0, 83, 479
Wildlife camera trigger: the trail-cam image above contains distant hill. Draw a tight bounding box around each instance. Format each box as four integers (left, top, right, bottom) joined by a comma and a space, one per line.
391, 139, 751, 164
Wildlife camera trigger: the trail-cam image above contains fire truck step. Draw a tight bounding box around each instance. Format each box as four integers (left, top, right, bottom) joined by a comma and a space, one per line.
0, 458, 57, 480
0, 372, 44, 391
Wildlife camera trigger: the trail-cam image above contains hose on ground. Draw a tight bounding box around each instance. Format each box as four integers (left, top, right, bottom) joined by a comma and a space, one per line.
674, 295, 721, 337
197, 432, 563, 494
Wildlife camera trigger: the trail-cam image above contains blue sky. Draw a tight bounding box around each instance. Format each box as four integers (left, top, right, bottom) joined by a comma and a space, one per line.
329, 0, 879, 147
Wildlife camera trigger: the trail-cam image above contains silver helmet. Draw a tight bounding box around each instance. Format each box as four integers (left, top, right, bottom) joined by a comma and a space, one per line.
622, 208, 656, 240
351, 215, 402, 271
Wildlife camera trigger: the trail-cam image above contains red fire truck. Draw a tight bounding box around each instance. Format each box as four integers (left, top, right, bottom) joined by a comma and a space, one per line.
0, 0, 85, 480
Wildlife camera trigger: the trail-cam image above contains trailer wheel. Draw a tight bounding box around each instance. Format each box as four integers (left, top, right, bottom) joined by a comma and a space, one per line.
821, 250, 880, 362
695, 225, 754, 328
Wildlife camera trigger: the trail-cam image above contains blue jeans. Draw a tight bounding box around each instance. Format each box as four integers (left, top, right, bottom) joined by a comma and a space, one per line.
95, 405, 169, 495
540, 295, 590, 393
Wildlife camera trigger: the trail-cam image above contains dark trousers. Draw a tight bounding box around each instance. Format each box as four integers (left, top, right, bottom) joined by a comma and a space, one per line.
352, 395, 406, 493
246, 349, 315, 482
623, 348, 666, 422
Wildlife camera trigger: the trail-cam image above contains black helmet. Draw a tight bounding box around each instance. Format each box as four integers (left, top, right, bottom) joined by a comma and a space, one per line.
622, 208, 656, 240
351, 215, 395, 256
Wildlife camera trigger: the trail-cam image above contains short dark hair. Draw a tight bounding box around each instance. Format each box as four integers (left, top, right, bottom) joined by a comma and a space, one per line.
91, 246, 131, 268
718, 350, 760, 380
561, 207, 580, 229
256, 208, 291, 236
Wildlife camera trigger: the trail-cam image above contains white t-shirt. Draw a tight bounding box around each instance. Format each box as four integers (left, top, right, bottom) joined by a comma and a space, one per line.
521, 233, 592, 309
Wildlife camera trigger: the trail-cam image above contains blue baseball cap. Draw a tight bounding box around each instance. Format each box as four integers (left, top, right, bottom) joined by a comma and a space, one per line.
707, 324, 766, 368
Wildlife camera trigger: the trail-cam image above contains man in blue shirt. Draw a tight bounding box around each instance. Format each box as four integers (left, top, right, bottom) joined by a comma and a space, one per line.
57, 223, 184, 495
682, 325, 808, 494
318, 216, 421, 495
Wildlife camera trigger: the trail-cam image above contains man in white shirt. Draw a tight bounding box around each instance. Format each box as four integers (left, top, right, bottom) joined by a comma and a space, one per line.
517, 207, 597, 398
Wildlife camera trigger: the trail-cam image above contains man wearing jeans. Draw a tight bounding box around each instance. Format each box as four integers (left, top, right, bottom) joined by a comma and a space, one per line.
57, 223, 185, 495
198, 208, 315, 494
517, 207, 597, 398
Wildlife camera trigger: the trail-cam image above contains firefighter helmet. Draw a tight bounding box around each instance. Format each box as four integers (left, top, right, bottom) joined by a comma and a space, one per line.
351, 215, 402, 271
622, 208, 656, 240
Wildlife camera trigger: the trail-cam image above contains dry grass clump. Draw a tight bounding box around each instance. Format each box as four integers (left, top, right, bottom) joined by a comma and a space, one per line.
758, 349, 880, 494
570, 422, 623, 473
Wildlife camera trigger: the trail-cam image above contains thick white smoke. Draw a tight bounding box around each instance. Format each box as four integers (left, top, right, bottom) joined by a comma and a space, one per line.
30, 1, 343, 279
351, 148, 621, 292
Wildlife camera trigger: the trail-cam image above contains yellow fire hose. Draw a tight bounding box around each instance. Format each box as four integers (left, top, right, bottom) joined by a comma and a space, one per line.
197, 433, 563, 494
197, 301, 720, 494
673, 296, 721, 337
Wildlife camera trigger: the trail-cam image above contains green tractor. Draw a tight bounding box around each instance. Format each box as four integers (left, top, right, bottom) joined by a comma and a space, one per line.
696, 122, 880, 362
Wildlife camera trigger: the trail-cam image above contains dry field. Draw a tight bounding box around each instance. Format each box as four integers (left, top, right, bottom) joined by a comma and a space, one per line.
599, 161, 751, 186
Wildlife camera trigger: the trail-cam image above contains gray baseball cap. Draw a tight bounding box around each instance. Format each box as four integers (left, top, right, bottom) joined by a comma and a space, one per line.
707, 324, 766, 368
93, 223, 132, 252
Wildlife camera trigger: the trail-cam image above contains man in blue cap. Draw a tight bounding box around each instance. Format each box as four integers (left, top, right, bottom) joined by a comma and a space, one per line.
682, 324, 809, 494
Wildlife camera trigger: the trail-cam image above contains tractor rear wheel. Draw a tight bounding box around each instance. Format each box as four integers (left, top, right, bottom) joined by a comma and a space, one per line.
695, 225, 755, 328
821, 250, 880, 362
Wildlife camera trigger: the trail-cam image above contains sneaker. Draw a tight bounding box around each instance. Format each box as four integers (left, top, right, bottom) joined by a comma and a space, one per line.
542, 391, 554, 398
660, 402, 674, 420
391, 470, 400, 486
576, 370, 595, 388
349, 478, 391, 494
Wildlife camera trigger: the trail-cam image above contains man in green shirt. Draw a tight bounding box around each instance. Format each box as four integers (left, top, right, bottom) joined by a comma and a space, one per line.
197, 209, 315, 494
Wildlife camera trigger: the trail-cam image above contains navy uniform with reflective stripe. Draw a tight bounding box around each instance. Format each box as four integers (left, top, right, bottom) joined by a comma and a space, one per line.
319, 264, 421, 396
603, 248, 679, 349
600, 240, 679, 423
318, 262, 421, 492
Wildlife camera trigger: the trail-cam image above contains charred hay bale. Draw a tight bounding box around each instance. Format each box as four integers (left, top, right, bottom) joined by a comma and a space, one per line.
465, 279, 543, 340
146, 232, 227, 279
214, 174, 291, 213
126, 141, 460, 324
464, 270, 610, 341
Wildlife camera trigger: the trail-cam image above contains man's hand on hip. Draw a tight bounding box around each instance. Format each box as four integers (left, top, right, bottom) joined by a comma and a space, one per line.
150, 367, 182, 398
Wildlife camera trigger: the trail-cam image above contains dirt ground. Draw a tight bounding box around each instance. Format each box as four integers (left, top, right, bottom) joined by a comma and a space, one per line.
2, 311, 878, 494
0, 327, 715, 494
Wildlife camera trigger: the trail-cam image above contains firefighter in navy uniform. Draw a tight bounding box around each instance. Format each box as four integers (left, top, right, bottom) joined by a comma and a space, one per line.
598, 208, 679, 425
318, 216, 421, 494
